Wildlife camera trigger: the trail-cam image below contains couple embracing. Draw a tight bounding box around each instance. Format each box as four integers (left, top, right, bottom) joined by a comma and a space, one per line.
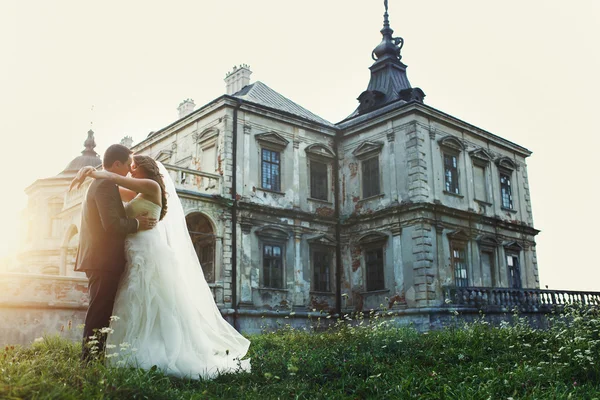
72, 144, 250, 379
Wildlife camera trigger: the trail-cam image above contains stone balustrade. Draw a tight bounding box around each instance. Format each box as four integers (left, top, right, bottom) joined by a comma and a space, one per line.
443, 286, 600, 312
163, 164, 223, 196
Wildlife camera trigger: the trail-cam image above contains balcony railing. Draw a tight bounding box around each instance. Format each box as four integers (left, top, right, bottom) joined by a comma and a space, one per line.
163, 164, 223, 196
443, 286, 600, 312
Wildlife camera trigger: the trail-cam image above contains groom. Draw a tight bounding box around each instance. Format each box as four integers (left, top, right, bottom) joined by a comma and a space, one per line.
72, 144, 156, 362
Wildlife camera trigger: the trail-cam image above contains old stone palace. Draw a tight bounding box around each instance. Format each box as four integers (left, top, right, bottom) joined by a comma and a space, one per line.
7, 5, 588, 344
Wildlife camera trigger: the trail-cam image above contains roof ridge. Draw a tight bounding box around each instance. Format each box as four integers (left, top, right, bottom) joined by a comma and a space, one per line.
234, 81, 334, 127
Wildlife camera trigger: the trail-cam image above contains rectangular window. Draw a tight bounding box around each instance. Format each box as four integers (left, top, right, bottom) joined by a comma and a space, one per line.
500, 173, 513, 209
365, 247, 385, 291
263, 244, 284, 289
261, 149, 281, 191
473, 164, 487, 202
312, 249, 332, 292
444, 154, 459, 194
310, 161, 328, 201
507, 253, 521, 289
452, 244, 469, 287
362, 156, 380, 198
201, 145, 216, 173
480, 250, 495, 287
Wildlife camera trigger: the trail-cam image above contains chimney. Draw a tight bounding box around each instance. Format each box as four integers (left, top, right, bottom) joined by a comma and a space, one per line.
177, 98, 196, 119
120, 136, 134, 148
224, 64, 252, 95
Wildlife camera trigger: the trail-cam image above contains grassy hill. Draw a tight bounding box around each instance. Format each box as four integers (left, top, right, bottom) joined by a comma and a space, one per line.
2, 305, 599, 399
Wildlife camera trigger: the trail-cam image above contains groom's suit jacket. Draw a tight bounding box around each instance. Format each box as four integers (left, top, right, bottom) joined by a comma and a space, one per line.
75, 178, 139, 274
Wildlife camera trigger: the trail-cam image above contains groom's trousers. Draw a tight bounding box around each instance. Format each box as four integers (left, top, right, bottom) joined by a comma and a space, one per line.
81, 270, 122, 362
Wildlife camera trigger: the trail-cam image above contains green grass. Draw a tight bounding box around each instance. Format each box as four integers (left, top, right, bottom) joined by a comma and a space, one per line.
2, 305, 600, 399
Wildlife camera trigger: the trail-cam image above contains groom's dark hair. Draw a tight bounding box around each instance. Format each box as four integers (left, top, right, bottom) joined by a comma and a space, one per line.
103, 144, 133, 168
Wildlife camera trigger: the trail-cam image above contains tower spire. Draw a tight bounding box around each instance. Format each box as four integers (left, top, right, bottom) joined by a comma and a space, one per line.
372, 0, 404, 62
82, 129, 98, 157
343, 0, 425, 120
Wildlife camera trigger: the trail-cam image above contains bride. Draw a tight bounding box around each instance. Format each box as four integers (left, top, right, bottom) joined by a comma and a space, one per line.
73, 155, 250, 379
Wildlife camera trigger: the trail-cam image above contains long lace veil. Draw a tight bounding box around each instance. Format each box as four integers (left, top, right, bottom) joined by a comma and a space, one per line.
156, 161, 250, 366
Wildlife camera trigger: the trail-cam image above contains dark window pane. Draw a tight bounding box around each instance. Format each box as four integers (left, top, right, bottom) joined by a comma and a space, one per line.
507, 253, 521, 289
362, 157, 380, 198
452, 244, 468, 287
444, 154, 459, 194
500, 174, 513, 209
365, 247, 384, 291
261, 149, 281, 191
263, 244, 284, 288
313, 249, 332, 292
310, 161, 328, 200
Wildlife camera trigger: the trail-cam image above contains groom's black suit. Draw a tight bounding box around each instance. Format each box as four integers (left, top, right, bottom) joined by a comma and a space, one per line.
75, 178, 138, 360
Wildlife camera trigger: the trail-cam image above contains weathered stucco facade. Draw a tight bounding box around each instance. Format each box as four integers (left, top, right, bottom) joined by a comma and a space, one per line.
4, 6, 550, 344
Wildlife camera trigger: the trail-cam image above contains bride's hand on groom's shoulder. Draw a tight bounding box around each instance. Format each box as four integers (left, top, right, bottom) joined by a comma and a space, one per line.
68, 166, 97, 191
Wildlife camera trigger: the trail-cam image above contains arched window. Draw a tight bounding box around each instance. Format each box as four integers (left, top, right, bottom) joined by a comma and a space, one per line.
186, 213, 216, 283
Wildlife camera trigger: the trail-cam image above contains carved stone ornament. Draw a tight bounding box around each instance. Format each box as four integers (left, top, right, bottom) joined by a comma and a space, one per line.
495, 157, 517, 171
352, 141, 384, 160
243, 124, 252, 135
306, 234, 337, 247
470, 148, 493, 164
504, 240, 524, 252
357, 231, 388, 246
255, 131, 290, 150
155, 149, 173, 163
254, 225, 290, 241
447, 229, 470, 242
196, 127, 219, 144
305, 143, 335, 159
240, 221, 253, 234
438, 135, 465, 153
476, 235, 501, 246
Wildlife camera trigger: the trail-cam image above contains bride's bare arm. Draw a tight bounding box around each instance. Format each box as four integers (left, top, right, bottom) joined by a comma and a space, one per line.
118, 186, 138, 202
91, 170, 160, 198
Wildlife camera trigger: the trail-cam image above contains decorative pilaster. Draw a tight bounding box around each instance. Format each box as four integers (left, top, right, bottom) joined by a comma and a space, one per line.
406, 123, 429, 202
411, 223, 435, 307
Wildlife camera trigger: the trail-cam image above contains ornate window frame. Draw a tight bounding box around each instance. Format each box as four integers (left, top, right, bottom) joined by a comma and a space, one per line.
496, 157, 517, 211
256, 132, 289, 193
470, 148, 494, 204
255, 225, 290, 290
439, 136, 465, 197
357, 231, 388, 292
305, 144, 335, 202
353, 141, 384, 200
307, 234, 337, 293
448, 229, 470, 287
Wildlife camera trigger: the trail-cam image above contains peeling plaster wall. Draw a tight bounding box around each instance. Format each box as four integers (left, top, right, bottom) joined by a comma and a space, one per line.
0, 273, 88, 345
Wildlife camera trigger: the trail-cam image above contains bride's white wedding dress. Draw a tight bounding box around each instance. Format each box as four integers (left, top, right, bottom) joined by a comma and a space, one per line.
106, 174, 250, 379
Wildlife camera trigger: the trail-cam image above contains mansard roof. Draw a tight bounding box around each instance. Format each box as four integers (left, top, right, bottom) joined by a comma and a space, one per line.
232, 81, 334, 127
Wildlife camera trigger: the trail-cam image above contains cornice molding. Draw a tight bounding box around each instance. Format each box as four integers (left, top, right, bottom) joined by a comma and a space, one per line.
352, 141, 384, 160
255, 131, 290, 150
305, 143, 335, 159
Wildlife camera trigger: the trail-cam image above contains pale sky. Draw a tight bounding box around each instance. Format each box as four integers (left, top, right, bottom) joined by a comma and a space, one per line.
1, 1, 599, 291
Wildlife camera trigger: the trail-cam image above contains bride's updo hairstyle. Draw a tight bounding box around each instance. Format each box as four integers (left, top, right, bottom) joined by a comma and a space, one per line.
133, 155, 168, 221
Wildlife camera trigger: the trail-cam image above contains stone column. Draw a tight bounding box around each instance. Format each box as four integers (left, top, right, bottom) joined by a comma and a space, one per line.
243, 124, 251, 195
292, 228, 305, 307
428, 128, 441, 203
406, 123, 429, 202
411, 223, 436, 307
386, 123, 399, 203
293, 139, 301, 208
391, 224, 404, 296
239, 221, 254, 305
